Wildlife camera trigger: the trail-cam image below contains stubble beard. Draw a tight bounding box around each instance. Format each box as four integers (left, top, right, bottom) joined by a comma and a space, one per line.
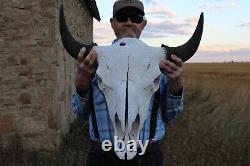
117, 26, 140, 39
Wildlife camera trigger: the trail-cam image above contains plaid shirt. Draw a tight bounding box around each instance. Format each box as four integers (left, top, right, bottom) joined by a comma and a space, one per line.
71, 74, 183, 144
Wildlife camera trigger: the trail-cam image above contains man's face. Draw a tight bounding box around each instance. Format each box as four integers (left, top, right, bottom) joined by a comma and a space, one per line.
111, 7, 147, 39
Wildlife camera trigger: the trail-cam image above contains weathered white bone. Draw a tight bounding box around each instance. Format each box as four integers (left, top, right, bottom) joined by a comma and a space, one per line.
95, 38, 165, 160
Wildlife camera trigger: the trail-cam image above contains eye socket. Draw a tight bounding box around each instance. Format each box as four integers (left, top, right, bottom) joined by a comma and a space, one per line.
154, 76, 160, 84
97, 75, 102, 83
143, 76, 161, 91
97, 76, 105, 90
97, 75, 112, 90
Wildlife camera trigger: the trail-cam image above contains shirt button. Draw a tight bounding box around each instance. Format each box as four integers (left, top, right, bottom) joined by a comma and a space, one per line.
120, 42, 126, 46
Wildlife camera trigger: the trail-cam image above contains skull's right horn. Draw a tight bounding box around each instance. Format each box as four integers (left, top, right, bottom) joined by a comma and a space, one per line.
59, 5, 95, 59
162, 12, 204, 62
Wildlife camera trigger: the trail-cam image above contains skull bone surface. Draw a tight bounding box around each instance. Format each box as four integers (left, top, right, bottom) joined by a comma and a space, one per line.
96, 38, 165, 159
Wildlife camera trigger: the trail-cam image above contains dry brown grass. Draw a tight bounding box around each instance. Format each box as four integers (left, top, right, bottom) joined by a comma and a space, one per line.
164, 62, 250, 166
0, 120, 90, 166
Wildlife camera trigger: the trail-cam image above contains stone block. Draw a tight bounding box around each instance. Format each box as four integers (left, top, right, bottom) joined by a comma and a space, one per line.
0, 113, 15, 134
19, 92, 32, 105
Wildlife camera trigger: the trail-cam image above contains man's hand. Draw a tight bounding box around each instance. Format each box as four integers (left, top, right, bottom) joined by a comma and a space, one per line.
160, 55, 183, 96
75, 47, 97, 97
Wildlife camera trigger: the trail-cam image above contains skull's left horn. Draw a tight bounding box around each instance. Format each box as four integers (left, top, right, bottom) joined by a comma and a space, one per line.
59, 5, 95, 59
162, 12, 204, 62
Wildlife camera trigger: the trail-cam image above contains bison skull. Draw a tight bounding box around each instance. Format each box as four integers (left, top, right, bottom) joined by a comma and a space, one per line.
95, 38, 164, 159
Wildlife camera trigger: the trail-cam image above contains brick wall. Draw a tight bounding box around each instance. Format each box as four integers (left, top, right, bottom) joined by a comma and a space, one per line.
0, 0, 93, 151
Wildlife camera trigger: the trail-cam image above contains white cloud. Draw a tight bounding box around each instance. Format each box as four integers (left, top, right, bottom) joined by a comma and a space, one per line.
93, 21, 115, 44
238, 22, 250, 28
143, 14, 201, 39
144, 0, 158, 6
146, 5, 176, 18
198, 45, 250, 56
199, 1, 240, 10
190, 45, 250, 62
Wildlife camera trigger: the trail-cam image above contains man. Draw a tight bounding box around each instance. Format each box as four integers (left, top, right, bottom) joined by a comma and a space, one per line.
71, 0, 183, 165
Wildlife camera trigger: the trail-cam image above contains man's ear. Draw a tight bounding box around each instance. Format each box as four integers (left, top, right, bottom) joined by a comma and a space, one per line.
110, 18, 115, 30
141, 19, 147, 31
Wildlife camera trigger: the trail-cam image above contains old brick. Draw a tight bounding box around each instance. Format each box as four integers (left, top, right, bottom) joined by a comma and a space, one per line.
0, 114, 15, 134
19, 92, 31, 105
21, 80, 31, 89
20, 39, 37, 47
20, 58, 28, 65
18, 67, 33, 76
0, 121, 12, 134
7, 56, 18, 66
48, 109, 57, 129
17, 117, 47, 136
35, 78, 46, 86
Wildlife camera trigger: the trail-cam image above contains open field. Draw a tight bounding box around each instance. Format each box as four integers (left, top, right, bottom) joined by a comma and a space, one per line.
164, 62, 250, 165
0, 62, 249, 165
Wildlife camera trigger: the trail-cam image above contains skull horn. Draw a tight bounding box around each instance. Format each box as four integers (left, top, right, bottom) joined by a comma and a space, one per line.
59, 5, 95, 59
162, 12, 204, 62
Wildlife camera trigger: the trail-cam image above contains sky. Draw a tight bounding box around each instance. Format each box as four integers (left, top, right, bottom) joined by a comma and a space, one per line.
93, 0, 250, 63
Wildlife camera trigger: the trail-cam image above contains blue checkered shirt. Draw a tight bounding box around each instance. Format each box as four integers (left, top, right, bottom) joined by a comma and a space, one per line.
71, 73, 183, 144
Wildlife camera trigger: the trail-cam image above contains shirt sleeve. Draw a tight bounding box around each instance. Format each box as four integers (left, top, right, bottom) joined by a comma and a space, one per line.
71, 87, 90, 121
160, 75, 184, 122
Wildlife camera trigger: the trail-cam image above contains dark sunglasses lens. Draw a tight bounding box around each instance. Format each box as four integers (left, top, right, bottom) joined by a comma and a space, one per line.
130, 15, 143, 23
115, 14, 128, 22
115, 14, 143, 23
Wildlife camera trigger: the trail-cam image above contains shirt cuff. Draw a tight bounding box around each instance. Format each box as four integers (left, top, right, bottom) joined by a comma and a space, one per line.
169, 87, 183, 97
75, 87, 89, 101
71, 87, 90, 120
165, 89, 184, 113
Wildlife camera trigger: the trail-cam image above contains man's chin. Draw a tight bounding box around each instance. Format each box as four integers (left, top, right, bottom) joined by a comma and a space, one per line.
121, 33, 138, 38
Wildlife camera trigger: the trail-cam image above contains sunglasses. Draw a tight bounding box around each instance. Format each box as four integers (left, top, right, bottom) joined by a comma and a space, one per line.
115, 13, 144, 24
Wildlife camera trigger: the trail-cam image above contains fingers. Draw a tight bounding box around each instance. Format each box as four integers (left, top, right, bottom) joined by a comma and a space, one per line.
77, 47, 97, 69
77, 47, 86, 62
170, 55, 183, 67
75, 48, 97, 91
77, 47, 97, 65
160, 61, 174, 74
84, 49, 97, 67
160, 54, 183, 79
161, 60, 177, 71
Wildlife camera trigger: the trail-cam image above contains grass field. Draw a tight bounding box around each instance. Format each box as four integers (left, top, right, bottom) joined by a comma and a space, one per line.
0, 62, 249, 166
164, 62, 250, 165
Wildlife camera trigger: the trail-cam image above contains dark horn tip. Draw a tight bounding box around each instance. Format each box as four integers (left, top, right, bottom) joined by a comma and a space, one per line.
161, 12, 204, 62
200, 12, 204, 22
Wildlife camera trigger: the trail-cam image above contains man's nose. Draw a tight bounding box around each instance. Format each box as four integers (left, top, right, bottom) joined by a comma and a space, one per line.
125, 17, 133, 24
